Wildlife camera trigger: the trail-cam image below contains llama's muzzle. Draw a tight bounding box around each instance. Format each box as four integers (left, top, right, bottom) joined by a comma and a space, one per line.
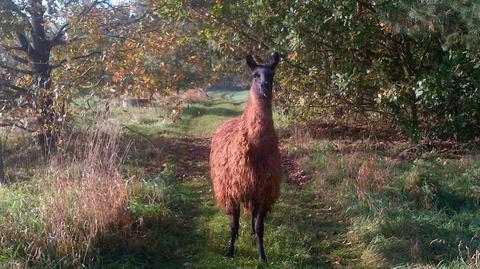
260, 84, 272, 98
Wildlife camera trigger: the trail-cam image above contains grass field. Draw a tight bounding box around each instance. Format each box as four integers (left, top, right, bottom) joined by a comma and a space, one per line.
1, 89, 480, 268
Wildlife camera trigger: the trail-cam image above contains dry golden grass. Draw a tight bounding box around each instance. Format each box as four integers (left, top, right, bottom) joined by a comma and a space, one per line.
180, 88, 208, 102
355, 159, 388, 202
0, 123, 133, 267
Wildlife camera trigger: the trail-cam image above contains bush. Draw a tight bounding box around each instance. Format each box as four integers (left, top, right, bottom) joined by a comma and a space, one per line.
128, 163, 177, 221
415, 52, 480, 140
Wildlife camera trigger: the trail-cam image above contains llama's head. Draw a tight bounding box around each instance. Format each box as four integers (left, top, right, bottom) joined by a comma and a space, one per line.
246, 52, 280, 100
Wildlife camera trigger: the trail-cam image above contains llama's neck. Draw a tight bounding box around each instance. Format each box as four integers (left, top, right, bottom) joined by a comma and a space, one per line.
242, 85, 276, 148
243, 86, 273, 125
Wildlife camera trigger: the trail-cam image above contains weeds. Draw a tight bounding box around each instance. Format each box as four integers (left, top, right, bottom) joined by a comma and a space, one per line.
0, 122, 132, 267
291, 125, 480, 267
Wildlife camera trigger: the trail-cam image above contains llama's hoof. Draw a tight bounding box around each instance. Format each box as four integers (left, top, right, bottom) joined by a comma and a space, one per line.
259, 254, 268, 263
224, 251, 234, 259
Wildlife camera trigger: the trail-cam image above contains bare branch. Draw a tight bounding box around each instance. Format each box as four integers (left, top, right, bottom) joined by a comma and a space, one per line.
2, 0, 30, 21
9, 54, 29, 65
16, 32, 32, 53
1, 44, 27, 53
2, 45, 30, 64
50, 51, 101, 69
50, 23, 70, 47
0, 63, 33, 75
77, 0, 108, 22
0, 78, 30, 94
51, 0, 110, 48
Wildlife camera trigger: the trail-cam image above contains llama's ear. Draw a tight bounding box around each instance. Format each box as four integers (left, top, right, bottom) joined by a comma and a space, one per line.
270, 52, 281, 69
246, 54, 257, 70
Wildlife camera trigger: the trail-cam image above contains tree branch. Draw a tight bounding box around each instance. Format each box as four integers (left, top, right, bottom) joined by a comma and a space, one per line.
1, 44, 26, 52
0, 78, 25, 91
50, 51, 101, 69
50, 0, 110, 47
9, 54, 29, 65
77, 0, 108, 21
186, 5, 311, 75
50, 23, 70, 47
0, 63, 33, 75
3, 0, 30, 21
0, 78, 30, 96
16, 32, 33, 53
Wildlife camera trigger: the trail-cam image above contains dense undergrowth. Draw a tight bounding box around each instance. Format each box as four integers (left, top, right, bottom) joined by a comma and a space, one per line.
0, 89, 479, 268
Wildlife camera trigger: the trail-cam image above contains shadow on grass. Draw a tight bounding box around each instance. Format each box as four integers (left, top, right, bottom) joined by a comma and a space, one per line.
2, 139, 43, 183
265, 182, 357, 268
98, 179, 217, 268
122, 132, 210, 177
103, 125, 358, 268
358, 207, 480, 266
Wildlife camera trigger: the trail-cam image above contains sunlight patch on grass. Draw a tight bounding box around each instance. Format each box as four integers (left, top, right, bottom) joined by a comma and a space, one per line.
109, 89, 249, 138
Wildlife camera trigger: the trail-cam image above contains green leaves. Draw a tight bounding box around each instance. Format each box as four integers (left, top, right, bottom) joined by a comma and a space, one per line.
188, 0, 480, 141
2, 0, 478, 141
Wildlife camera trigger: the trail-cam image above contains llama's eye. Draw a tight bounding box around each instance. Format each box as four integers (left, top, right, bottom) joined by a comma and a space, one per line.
253, 74, 260, 79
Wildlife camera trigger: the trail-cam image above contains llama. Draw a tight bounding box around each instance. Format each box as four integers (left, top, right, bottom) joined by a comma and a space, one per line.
209, 52, 282, 262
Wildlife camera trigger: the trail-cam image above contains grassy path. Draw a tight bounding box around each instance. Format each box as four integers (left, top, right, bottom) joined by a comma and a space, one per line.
2, 89, 479, 268
100, 89, 356, 268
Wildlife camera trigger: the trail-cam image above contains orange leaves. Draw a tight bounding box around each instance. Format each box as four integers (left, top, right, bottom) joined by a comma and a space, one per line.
15, 75, 32, 88
378, 21, 393, 34
142, 74, 153, 85
173, 73, 183, 81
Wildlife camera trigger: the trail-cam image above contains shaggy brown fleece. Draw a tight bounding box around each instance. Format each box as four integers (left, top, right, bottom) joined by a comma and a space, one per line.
210, 87, 282, 215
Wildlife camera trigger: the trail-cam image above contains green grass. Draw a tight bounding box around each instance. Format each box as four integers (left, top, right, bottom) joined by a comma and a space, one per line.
108, 89, 248, 138
1, 88, 480, 268
95, 89, 342, 268
98, 173, 341, 268
298, 139, 480, 268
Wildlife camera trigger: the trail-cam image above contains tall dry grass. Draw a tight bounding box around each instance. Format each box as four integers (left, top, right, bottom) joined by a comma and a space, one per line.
0, 122, 133, 267
354, 159, 388, 202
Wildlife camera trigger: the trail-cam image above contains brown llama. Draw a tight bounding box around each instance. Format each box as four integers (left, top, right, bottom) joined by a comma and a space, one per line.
210, 52, 282, 262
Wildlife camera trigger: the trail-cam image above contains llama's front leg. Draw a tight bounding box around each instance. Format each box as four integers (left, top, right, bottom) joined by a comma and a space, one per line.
254, 208, 268, 262
226, 206, 240, 258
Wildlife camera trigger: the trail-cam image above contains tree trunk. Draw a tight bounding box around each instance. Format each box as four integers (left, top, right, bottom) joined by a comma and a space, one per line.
0, 140, 4, 187
35, 70, 57, 157
19, 0, 59, 157
409, 87, 419, 144
34, 74, 58, 157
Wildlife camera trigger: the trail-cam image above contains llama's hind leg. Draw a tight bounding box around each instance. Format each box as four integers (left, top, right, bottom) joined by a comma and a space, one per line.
251, 208, 257, 235
225, 205, 240, 258
254, 208, 268, 262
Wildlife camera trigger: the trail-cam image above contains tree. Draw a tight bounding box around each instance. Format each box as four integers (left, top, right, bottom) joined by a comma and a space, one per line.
0, 0, 114, 155
180, 0, 480, 141
96, 0, 219, 121
0, 139, 4, 186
